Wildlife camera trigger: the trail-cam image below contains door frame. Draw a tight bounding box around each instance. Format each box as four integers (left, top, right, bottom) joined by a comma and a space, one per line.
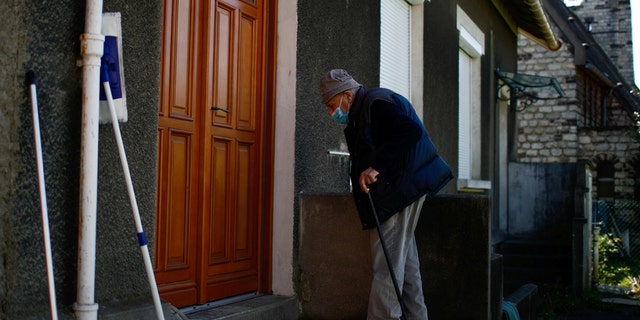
261, 0, 278, 294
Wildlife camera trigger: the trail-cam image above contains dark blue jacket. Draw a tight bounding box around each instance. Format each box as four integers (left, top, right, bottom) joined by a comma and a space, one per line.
345, 88, 453, 229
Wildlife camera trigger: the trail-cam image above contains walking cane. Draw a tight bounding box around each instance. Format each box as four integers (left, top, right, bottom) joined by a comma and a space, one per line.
367, 191, 408, 320
27, 71, 59, 320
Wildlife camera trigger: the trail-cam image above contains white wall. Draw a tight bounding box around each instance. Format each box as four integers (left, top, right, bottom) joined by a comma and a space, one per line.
272, 0, 297, 296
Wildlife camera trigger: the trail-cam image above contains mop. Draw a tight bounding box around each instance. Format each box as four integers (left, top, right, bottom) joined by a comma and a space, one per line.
27, 71, 59, 320
100, 46, 165, 320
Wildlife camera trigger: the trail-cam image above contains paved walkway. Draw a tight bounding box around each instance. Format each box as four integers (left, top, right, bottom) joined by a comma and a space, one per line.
558, 298, 640, 320
559, 309, 640, 319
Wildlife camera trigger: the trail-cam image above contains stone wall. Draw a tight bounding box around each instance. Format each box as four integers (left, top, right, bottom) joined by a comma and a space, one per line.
578, 130, 639, 197
516, 31, 580, 163
570, 0, 635, 86
516, 0, 639, 200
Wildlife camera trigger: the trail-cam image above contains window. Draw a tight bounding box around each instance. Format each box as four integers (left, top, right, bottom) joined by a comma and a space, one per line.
380, 0, 411, 98
457, 6, 490, 191
634, 159, 640, 200
577, 68, 607, 127
458, 50, 474, 180
564, 0, 583, 7
597, 161, 615, 199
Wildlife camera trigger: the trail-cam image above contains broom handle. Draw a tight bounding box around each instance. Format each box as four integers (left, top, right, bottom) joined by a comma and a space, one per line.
28, 71, 59, 320
102, 65, 164, 320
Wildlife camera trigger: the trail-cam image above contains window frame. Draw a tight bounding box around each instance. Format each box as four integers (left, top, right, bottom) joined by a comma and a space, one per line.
457, 6, 491, 191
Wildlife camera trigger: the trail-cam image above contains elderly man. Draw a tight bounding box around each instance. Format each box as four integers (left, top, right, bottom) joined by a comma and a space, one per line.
320, 69, 452, 320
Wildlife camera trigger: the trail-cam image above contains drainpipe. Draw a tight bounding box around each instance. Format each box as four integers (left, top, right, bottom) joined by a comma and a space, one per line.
73, 0, 104, 319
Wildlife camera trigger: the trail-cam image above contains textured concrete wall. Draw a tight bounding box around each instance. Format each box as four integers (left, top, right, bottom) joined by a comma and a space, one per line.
96, 0, 161, 304
423, 0, 461, 186
294, 0, 381, 287
298, 194, 371, 319
424, 0, 519, 191
298, 194, 493, 320
0, 1, 29, 319
424, 0, 518, 243
417, 195, 492, 320
0, 1, 161, 318
296, 0, 381, 196
4, 1, 85, 318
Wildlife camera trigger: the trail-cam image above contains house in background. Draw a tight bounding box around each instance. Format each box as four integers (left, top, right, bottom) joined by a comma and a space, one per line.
499, 0, 640, 295
516, 0, 639, 198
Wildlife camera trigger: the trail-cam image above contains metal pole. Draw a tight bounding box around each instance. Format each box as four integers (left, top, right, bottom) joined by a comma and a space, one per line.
592, 224, 600, 286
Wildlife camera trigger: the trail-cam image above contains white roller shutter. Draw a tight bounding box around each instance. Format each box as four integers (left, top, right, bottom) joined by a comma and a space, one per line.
380, 0, 411, 98
458, 49, 472, 180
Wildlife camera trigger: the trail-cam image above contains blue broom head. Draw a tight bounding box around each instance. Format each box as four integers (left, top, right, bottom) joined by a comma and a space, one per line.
99, 36, 123, 100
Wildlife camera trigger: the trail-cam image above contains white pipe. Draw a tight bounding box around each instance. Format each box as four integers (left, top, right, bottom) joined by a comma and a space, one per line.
28, 72, 59, 320
74, 0, 104, 319
327, 150, 350, 157
103, 80, 165, 320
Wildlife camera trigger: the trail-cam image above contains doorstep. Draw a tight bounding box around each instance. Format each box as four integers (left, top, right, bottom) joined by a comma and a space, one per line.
177, 294, 299, 320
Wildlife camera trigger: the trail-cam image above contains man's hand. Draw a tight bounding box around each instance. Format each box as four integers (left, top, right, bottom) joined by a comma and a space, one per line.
359, 167, 380, 193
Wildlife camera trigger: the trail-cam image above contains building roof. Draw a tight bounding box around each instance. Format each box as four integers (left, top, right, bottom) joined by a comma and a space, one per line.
492, 0, 562, 51
541, 0, 640, 115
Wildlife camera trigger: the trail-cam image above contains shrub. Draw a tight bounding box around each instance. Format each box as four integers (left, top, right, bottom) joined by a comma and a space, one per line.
597, 233, 640, 292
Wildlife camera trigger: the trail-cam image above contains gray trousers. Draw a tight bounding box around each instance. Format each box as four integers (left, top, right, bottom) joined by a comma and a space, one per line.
367, 196, 428, 320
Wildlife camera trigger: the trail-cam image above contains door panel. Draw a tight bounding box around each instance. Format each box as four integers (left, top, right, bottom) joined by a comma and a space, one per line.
238, 15, 258, 131
156, 0, 200, 306
157, 0, 269, 307
212, 3, 233, 128
209, 137, 231, 265
202, 0, 263, 302
166, 130, 191, 271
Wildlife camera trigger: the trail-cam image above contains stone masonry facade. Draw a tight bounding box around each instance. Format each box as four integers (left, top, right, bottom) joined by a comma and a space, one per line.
515, 0, 639, 199
571, 0, 635, 85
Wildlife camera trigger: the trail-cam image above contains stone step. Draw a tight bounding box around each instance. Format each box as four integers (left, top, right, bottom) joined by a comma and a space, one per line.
178, 294, 299, 320
498, 239, 573, 293
502, 252, 572, 269
498, 239, 572, 256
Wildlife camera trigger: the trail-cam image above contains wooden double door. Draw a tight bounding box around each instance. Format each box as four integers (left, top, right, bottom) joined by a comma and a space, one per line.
155, 0, 272, 307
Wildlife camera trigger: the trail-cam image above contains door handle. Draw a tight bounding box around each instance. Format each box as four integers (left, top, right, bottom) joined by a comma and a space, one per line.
211, 106, 231, 113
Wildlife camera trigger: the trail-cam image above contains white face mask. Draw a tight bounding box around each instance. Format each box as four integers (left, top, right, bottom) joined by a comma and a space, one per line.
331, 95, 349, 124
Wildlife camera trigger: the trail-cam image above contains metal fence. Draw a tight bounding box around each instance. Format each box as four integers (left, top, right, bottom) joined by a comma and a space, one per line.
592, 200, 640, 289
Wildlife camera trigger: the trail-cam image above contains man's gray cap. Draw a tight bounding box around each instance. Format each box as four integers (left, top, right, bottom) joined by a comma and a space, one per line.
319, 69, 362, 103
